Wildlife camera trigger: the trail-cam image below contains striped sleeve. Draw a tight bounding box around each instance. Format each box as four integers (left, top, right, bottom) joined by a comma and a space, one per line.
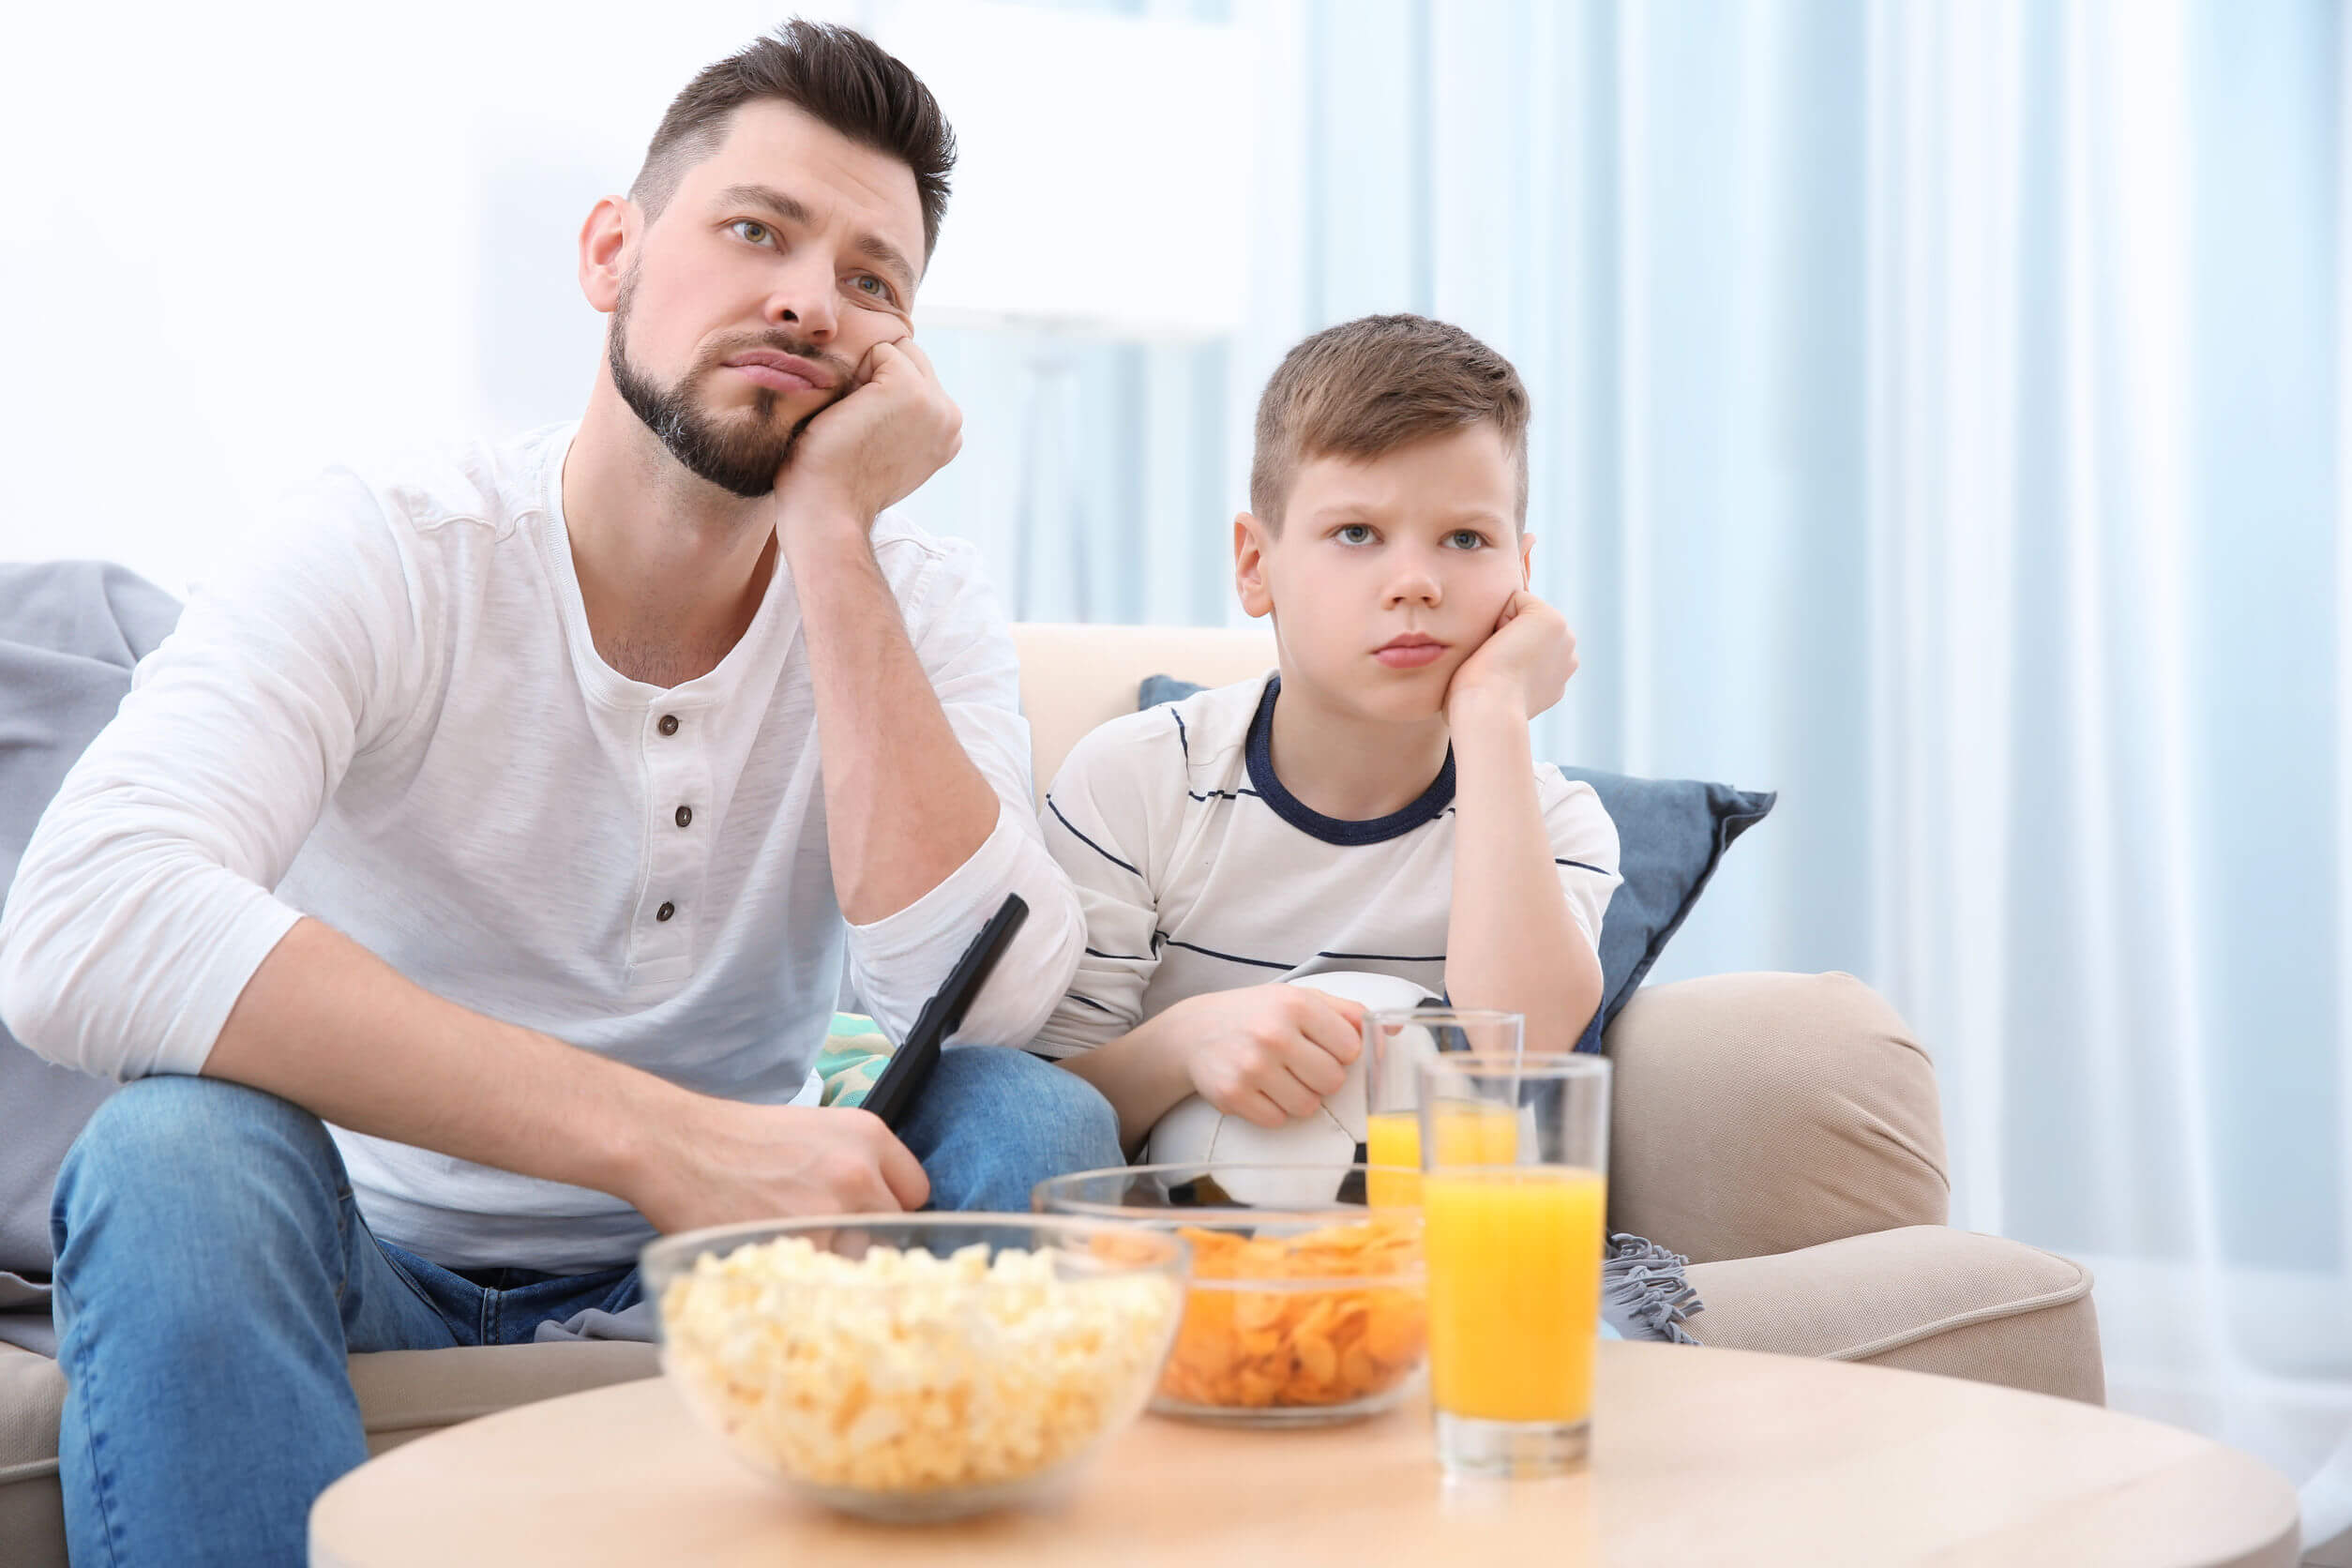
1544, 776, 1622, 957
1029, 715, 1170, 1059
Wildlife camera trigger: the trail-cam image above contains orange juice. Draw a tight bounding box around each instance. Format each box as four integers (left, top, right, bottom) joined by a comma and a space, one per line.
1422, 1167, 1606, 1423
1365, 1106, 1522, 1207
1364, 1112, 1421, 1206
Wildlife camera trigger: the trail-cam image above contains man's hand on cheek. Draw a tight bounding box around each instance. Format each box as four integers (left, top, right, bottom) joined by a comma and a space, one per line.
1443, 590, 1578, 724
771, 336, 964, 539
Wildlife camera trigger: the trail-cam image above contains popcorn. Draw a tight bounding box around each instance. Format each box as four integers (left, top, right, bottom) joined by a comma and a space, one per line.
659, 1235, 1181, 1497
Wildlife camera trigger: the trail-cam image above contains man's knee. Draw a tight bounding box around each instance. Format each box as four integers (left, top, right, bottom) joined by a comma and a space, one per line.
54, 1076, 341, 1256
927, 1047, 1119, 1166
1024, 1056, 1121, 1162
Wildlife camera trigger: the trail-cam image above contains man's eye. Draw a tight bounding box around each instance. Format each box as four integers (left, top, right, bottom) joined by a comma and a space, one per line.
1336, 524, 1374, 545
851, 275, 895, 302
730, 219, 774, 246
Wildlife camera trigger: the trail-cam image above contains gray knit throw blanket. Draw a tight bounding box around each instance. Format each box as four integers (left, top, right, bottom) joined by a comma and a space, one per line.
1603, 1232, 1705, 1345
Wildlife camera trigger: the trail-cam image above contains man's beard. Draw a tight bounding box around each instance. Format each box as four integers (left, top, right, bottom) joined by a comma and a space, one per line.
606, 274, 853, 500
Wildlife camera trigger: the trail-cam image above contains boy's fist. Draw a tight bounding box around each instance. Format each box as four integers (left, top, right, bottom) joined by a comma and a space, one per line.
1444, 589, 1577, 722
1170, 985, 1365, 1129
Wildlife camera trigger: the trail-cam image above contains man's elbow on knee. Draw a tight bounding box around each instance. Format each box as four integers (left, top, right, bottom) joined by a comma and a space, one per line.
0, 910, 128, 1080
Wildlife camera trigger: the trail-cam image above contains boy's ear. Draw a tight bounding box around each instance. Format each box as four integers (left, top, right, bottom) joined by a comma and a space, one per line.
1518, 531, 1535, 588
1233, 512, 1275, 620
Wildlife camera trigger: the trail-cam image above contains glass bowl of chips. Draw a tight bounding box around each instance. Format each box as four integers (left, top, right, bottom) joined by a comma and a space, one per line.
642, 1214, 1189, 1521
1033, 1164, 1426, 1426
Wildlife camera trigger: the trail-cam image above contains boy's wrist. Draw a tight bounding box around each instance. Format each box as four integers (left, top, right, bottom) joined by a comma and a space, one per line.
1446, 689, 1538, 801
1446, 682, 1532, 731
1128, 1001, 1205, 1100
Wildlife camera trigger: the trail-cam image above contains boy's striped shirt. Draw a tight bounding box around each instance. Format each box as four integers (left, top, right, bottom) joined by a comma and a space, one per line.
1032, 671, 1620, 1058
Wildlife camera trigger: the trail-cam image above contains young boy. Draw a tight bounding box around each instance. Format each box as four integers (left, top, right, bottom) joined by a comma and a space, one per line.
1031, 314, 1619, 1153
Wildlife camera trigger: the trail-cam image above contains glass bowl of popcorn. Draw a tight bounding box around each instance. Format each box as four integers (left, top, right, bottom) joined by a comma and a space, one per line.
642, 1214, 1189, 1522
1033, 1164, 1426, 1426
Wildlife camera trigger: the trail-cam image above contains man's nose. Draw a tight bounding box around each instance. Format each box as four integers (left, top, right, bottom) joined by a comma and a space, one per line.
762, 258, 838, 342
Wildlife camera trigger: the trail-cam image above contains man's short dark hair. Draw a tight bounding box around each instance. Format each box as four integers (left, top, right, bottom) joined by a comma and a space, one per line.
632, 19, 957, 262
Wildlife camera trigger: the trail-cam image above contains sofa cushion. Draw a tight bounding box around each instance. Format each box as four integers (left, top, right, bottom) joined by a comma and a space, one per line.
1683, 1226, 2103, 1404
1137, 676, 1772, 1031
0, 1344, 65, 1487
0, 1345, 67, 1568
0, 563, 184, 1344
0, 1339, 659, 1568
347, 1343, 661, 1455
1606, 972, 1952, 1263
0, 1342, 662, 1475
1015, 624, 1277, 801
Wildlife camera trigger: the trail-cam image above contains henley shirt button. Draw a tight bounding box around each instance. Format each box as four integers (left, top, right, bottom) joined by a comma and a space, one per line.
656, 901, 676, 922
674, 805, 693, 829
657, 714, 680, 736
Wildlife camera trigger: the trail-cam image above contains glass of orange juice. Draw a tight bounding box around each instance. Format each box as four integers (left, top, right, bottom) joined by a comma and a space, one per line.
1362, 1009, 1521, 1209
1415, 1050, 1609, 1479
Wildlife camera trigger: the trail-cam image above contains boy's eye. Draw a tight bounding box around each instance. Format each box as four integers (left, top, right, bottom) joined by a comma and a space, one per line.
1444, 529, 1489, 550
730, 219, 775, 247
1335, 523, 1375, 546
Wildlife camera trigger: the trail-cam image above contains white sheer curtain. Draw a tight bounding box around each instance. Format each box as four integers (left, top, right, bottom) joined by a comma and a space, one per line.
5, 0, 2346, 1541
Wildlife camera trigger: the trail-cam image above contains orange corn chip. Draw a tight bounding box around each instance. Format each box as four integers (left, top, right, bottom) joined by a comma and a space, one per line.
1157, 1214, 1427, 1412
1295, 1330, 1338, 1386
1234, 1292, 1287, 1333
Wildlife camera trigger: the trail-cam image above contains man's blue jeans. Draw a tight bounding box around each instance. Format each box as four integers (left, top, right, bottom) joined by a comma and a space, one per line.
47, 1048, 1122, 1567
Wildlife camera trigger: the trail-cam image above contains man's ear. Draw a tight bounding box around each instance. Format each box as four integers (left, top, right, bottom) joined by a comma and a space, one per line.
1519, 530, 1535, 588
1234, 512, 1276, 620
579, 196, 635, 316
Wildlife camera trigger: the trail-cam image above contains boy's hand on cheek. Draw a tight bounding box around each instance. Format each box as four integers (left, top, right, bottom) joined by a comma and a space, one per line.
1444, 590, 1577, 724
1171, 986, 1365, 1130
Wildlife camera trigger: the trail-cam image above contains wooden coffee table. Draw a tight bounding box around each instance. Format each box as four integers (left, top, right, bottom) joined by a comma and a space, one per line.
310, 1341, 2299, 1566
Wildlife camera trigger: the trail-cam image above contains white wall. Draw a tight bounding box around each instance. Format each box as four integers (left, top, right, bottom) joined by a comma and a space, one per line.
0, 0, 1248, 599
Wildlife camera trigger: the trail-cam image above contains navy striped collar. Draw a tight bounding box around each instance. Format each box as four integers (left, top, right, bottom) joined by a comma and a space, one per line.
1244, 675, 1456, 847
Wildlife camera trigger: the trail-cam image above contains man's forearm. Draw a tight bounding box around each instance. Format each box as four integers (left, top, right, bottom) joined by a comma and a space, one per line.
204, 916, 686, 1202
1443, 698, 1604, 1052
785, 523, 1000, 926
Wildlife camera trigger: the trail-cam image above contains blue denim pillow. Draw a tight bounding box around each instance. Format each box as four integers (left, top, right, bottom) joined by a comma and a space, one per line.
1137, 673, 1207, 711
1554, 765, 1775, 1025
1136, 676, 1773, 1042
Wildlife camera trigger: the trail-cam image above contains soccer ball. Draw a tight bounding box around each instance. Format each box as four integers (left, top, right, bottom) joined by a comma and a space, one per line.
1142, 972, 1440, 1207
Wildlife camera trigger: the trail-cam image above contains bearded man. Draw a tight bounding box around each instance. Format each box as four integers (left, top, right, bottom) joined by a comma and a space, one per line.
0, 23, 1112, 1564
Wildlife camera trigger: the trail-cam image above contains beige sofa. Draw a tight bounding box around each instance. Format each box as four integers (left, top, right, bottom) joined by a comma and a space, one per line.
0, 621, 2100, 1568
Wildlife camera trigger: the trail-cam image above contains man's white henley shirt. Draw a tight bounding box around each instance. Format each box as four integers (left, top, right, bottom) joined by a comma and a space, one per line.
0, 422, 1083, 1271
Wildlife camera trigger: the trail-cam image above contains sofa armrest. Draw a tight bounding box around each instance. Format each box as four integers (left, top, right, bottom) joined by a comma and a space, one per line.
1606, 972, 1950, 1264
1681, 1226, 2103, 1404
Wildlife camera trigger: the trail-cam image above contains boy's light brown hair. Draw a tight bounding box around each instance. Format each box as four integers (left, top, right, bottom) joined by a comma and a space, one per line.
1248, 314, 1530, 533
